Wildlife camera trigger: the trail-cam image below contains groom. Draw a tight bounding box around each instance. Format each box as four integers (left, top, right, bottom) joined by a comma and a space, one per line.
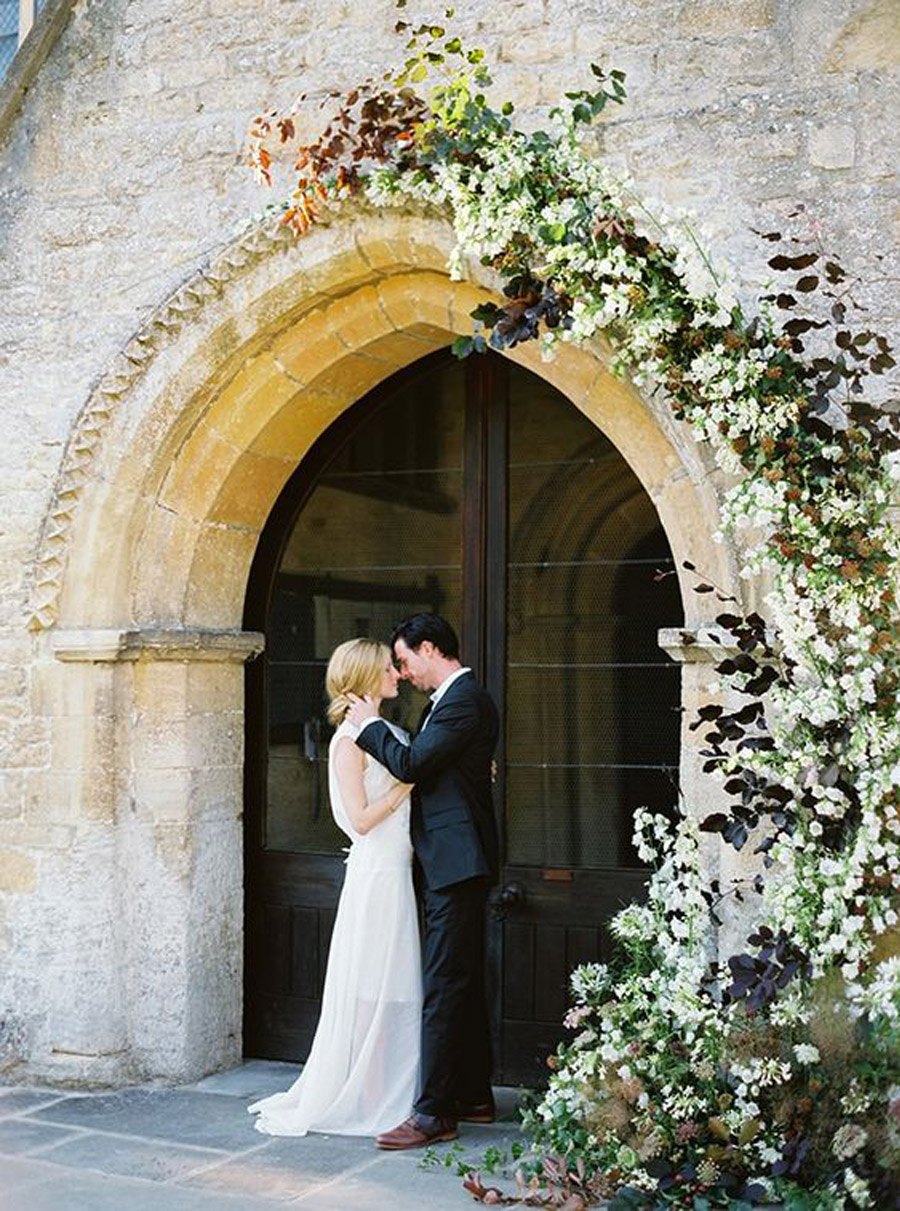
346, 613, 499, 1149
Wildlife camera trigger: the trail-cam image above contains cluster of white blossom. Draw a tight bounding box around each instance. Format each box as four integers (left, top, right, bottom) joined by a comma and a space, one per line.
545, 129, 633, 215
846, 955, 900, 1023
833, 1124, 869, 1161
747, 814, 893, 980
569, 962, 610, 1003
768, 987, 812, 1027
730, 1056, 793, 1101
842, 1166, 873, 1208
793, 1042, 821, 1065
530, 805, 741, 1180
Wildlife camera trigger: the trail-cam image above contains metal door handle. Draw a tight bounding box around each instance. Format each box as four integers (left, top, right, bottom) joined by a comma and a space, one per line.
490, 881, 526, 921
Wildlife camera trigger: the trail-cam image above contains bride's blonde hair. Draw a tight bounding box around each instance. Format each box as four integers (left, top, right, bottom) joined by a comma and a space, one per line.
326, 638, 391, 726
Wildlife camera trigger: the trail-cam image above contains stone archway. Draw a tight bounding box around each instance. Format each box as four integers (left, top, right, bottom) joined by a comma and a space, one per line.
30, 210, 737, 1084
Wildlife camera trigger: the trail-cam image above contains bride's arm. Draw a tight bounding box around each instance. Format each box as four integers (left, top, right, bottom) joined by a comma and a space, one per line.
333, 738, 412, 835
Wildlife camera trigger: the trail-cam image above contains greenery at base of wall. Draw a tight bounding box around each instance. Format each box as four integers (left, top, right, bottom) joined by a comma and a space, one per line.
247, 7, 899, 1207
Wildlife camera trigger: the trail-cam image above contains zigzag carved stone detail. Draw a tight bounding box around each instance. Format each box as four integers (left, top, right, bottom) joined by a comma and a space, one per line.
27, 217, 301, 632
28, 198, 452, 632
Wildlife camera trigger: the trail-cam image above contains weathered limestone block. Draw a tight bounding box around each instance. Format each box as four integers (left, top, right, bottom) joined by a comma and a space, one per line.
187, 661, 245, 715
676, 0, 775, 36
0, 849, 37, 894
808, 122, 857, 168
827, 0, 900, 72
183, 527, 262, 628
206, 449, 295, 530
0, 772, 23, 821
117, 813, 243, 1080
497, 22, 575, 65
0, 720, 50, 771
1, 630, 261, 1084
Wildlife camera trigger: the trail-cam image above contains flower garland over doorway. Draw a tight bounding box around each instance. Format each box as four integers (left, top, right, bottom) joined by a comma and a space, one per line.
248, 9, 899, 1207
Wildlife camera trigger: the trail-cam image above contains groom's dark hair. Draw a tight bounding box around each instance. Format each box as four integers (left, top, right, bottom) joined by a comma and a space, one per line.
391, 613, 460, 660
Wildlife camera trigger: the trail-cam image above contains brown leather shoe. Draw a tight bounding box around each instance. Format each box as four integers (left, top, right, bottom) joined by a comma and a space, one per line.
376, 1113, 459, 1150
455, 1101, 496, 1123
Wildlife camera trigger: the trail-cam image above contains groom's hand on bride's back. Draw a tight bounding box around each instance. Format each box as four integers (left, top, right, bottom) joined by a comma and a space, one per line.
346, 694, 379, 728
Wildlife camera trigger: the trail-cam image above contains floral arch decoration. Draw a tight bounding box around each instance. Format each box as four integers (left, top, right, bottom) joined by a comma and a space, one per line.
249, 11, 898, 1209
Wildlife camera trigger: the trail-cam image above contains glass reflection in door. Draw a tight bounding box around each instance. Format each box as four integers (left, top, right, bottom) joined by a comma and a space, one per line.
264, 361, 466, 853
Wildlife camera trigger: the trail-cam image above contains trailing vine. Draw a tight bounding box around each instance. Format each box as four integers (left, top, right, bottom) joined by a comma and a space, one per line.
248, 8, 899, 1208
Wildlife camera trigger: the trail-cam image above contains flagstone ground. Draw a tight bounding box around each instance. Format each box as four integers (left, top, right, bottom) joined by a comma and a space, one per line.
0, 1062, 526, 1210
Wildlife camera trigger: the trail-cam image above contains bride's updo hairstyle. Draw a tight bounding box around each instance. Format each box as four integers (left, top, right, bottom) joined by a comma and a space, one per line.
326, 638, 391, 726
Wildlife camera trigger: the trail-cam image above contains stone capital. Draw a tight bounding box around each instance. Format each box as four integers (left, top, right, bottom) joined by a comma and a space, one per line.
52, 628, 265, 663
658, 626, 739, 664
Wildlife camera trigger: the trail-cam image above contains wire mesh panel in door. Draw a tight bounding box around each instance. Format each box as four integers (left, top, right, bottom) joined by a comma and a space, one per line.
504, 367, 681, 870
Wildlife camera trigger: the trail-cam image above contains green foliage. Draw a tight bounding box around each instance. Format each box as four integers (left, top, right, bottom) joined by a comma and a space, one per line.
554, 63, 627, 126
450, 333, 487, 358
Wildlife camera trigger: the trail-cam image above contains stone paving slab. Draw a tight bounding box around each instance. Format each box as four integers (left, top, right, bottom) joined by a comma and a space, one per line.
0, 1087, 70, 1117
0, 1115, 85, 1154
188, 1058, 301, 1100
1, 1154, 65, 1195
0, 1064, 532, 1210
0, 1137, 520, 1211
1, 1164, 280, 1211
183, 1134, 386, 1203
299, 1132, 525, 1210
31, 1087, 272, 1151
33, 1128, 239, 1184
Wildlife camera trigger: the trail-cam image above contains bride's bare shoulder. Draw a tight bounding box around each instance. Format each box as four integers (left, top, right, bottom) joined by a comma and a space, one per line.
332, 733, 365, 767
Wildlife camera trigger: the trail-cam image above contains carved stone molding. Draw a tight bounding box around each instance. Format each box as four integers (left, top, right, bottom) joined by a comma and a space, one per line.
27, 200, 446, 634
28, 217, 299, 633
52, 628, 265, 663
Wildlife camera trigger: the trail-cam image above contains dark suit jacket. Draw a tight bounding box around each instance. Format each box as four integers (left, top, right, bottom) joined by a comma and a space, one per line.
355, 672, 500, 891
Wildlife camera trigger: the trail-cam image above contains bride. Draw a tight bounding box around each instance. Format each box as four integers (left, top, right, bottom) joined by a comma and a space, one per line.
249, 638, 421, 1136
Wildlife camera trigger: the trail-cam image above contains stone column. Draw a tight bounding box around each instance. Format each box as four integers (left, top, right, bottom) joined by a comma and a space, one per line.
52, 627, 263, 1083
659, 626, 751, 960
10, 641, 122, 1085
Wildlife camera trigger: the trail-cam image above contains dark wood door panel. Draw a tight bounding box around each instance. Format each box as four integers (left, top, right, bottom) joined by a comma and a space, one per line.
249, 852, 345, 907
245, 993, 324, 1062
493, 867, 647, 1085
245, 904, 339, 1057
244, 853, 343, 1059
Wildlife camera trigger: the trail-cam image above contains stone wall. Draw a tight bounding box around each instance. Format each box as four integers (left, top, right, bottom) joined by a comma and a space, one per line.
0, 0, 896, 1084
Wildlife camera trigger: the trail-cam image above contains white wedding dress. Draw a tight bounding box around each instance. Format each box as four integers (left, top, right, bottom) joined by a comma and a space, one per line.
249, 720, 421, 1136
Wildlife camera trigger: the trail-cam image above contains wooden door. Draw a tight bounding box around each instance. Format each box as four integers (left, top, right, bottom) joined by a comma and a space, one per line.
243, 351, 682, 1081
491, 366, 681, 1083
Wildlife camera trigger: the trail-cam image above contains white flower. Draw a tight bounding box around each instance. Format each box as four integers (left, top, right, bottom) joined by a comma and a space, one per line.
769, 991, 812, 1027
569, 963, 610, 1003
841, 1081, 874, 1115
847, 956, 900, 1023
610, 903, 656, 943
833, 1123, 868, 1160
843, 1166, 873, 1207
793, 1043, 820, 1065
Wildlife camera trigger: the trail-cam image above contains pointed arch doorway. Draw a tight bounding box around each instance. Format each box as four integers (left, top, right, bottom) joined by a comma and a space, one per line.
243, 349, 682, 1085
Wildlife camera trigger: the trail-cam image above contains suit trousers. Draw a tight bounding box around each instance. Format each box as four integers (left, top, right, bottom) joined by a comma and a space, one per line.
414, 876, 493, 1119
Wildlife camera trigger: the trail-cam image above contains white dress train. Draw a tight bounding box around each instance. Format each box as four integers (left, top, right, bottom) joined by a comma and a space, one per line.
248, 720, 421, 1137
